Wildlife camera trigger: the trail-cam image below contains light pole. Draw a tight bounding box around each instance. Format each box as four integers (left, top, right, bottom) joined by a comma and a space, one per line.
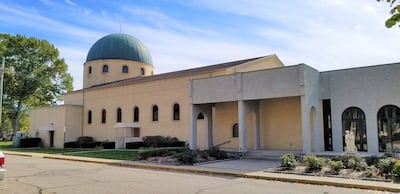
0, 56, 5, 131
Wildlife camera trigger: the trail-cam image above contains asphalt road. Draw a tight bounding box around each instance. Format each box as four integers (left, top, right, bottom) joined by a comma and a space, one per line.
0, 155, 394, 194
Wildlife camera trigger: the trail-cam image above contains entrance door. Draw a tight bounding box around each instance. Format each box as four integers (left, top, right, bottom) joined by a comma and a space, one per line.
49, 130, 55, 148
323, 100, 333, 151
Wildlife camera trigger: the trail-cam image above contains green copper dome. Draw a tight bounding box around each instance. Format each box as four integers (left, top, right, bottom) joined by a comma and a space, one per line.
86, 34, 152, 65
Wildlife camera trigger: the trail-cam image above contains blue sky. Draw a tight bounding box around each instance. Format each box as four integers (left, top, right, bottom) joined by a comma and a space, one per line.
1, 0, 399, 90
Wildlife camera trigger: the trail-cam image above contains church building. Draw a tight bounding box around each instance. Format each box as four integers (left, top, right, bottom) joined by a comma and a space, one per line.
29, 33, 400, 155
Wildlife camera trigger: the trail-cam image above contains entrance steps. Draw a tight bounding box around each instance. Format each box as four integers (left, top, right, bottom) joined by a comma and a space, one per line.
243, 150, 302, 160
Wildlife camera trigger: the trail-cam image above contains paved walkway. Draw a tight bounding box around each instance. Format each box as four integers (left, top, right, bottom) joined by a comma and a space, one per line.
2, 151, 400, 192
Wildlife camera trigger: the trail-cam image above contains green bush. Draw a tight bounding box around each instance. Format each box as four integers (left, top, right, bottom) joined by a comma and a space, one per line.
138, 147, 186, 159
207, 147, 228, 160
280, 153, 298, 170
142, 136, 182, 147
365, 155, 380, 166
175, 150, 197, 165
365, 165, 378, 178
304, 154, 324, 172
346, 156, 368, 171
328, 160, 343, 174
393, 160, 400, 176
377, 157, 397, 175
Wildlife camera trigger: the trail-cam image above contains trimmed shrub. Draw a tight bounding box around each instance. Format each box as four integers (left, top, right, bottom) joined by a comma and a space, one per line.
347, 156, 368, 171
207, 147, 228, 160
142, 136, 164, 147
80, 142, 97, 148
102, 141, 115, 149
20, 138, 41, 148
142, 136, 183, 148
378, 157, 397, 175
138, 147, 186, 159
280, 153, 298, 170
126, 142, 144, 149
175, 150, 197, 165
64, 141, 79, 148
304, 154, 324, 172
328, 160, 343, 174
77, 136, 94, 145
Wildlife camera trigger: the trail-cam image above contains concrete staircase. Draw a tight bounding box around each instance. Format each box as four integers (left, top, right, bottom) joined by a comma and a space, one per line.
243, 150, 302, 160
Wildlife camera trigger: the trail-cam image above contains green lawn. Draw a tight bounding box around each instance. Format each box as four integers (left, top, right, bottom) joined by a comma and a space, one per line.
0, 141, 13, 149
0, 141, 139, 160
63, 150, 139, 160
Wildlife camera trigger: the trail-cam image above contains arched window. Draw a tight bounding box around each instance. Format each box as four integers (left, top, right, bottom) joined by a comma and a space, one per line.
102, 64, 109, 73
173, 103, 180, 120
197, 113, 204, 120
342, 107, 367, 151
117, 108, 122, 122
88, 110, 92, 124
377, 105, 400, 152
101, 109, 107, 124
88, 66, 92, 74
122, 65, 128, 73
133, 107, 139, 122
232, 123, 239, 138
152, 105, 158, 121
140, 68, 145, 75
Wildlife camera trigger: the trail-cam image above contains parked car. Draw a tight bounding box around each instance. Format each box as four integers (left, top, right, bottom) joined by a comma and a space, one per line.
0, 151, 5, 181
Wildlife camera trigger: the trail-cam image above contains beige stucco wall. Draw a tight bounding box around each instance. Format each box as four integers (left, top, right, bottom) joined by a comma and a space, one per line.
81, 56, 285, 143
230, 54, 284, 73
83, 59, 154, 88
64, 91, 83, 105
83, 75, 192, 142
259, 97, 302, 150
29, 105, 83, 148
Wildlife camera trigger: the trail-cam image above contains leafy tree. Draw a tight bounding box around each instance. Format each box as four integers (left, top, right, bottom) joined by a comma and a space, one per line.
378, 0, 400, 28
0, 33, 73, 136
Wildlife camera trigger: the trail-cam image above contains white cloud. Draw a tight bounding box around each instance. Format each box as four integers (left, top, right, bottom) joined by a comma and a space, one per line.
1, 1, 400, 90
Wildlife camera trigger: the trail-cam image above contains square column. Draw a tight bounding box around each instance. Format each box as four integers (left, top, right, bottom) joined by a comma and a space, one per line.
204, 106, 214, 149
189, 104, 199, 150
300, 96, 311, 154
252, 102, 260, 150
238, 100, 248, 152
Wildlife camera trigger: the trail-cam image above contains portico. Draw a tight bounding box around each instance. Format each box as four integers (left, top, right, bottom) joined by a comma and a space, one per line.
189, 65, 323, 154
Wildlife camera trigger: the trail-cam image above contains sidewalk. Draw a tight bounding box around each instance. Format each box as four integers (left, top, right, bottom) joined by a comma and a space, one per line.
3, 151, 400, 192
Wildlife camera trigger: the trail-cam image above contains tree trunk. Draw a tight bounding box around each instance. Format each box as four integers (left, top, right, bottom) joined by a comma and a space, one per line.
12, 99, 22, 136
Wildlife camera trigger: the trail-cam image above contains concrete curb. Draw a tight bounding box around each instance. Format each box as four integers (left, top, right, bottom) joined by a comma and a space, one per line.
3, 151, 400, 192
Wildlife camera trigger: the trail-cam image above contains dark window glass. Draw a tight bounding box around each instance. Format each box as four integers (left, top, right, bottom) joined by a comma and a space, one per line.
88, 110, 92, 124
152, 105, 158, 121
173, 103, 180, 120
377, 105, 400, 152
232, 123, 239, 138
342, 107, 367, 151
88, 66, 92, 74
103, 65, 109, 73
197, 113, 204, 120
133, 107, 139, 122
117, 108, 122, 122
122, 65, 128, 73
101, 109, 107, 123
140, 68, 145, 75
